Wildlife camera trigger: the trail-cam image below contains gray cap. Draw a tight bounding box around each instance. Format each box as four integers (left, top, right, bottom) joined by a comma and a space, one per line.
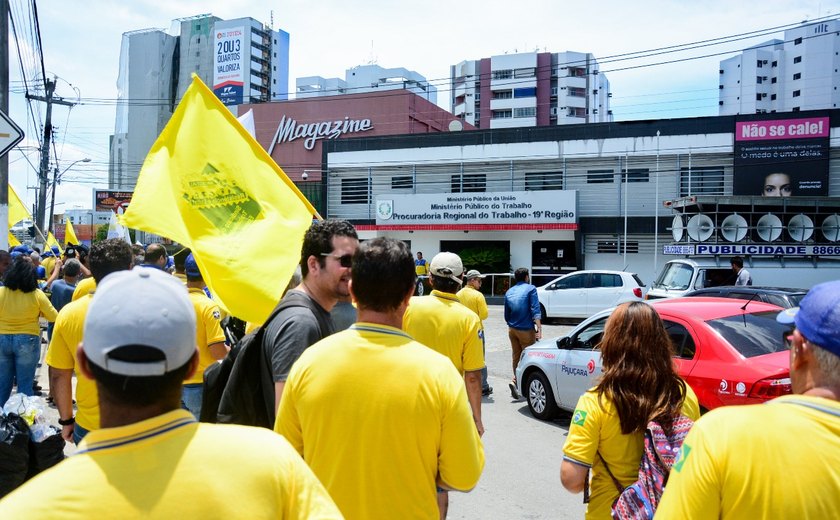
83, 268, 197, 376
465, 269, 485, 280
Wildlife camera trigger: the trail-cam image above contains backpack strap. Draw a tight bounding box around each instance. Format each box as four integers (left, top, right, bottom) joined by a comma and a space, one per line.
269, 291, 333, 338
597, 452, 625, 494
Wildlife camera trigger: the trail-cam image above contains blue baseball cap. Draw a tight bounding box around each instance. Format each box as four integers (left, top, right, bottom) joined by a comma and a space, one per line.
184, 253, 201, 278
777, 280, 840, 357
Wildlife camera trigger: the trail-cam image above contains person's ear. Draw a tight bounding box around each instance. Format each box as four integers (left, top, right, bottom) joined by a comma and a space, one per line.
184, 351, 199, 381
76, 344, 95, 380
306, 255, 320, 276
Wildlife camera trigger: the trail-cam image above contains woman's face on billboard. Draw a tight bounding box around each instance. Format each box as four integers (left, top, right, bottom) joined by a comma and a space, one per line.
763, 173, 792, 197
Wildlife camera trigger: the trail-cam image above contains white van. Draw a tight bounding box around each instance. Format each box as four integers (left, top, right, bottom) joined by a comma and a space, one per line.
647, 258, 839, 299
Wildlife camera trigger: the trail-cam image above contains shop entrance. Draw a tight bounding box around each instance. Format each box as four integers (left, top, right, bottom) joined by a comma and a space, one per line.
531, 240, 577, 287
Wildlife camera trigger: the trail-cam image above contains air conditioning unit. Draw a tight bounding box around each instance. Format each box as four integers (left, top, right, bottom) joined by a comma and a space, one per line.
593, 89, 598, 95
592, 109, 598, 114
763, 60, 768, 64
761, 93, 767, 98
763, 76, 768, 80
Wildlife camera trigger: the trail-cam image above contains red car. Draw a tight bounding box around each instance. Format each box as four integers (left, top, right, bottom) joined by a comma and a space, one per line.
652, 297, 792, 410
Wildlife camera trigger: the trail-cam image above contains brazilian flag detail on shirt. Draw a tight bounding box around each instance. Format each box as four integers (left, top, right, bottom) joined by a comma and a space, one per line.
672, 443, 691, 472
572, 409, 587, 426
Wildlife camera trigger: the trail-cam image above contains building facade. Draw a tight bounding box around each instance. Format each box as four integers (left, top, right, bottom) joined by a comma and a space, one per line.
109, 14, 289, 190
719, 19, 840, 115
296, 64, 437, 104
450, 51, 612, 129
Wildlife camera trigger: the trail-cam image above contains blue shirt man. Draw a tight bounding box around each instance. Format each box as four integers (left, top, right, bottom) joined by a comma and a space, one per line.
504, 267, 541, 398
48, 259, 82, 340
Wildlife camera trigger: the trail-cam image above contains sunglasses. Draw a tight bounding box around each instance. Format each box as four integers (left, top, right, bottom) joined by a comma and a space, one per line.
320, 253, 353, 268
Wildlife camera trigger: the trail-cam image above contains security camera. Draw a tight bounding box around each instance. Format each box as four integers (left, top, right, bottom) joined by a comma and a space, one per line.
301, 171, 309, 181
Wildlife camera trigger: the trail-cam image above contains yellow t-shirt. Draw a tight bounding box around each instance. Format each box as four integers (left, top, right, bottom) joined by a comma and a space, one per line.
275, 323, 485, 519
184, 288, 227, 385
403, 290, 485, 374
657, 394, 840, 519
415, 259, 428, 276
0, 287, 58, 335
45, 296, 99, 431
71, 277, 96, 301
42, 257, 56, 280
563, 383, 700, 520
0, 410, 342, 518
456, 285, 489, 323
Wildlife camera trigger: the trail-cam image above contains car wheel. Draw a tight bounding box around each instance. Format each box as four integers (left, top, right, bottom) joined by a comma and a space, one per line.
540, 303, 550, 324
525, 371, 560, 421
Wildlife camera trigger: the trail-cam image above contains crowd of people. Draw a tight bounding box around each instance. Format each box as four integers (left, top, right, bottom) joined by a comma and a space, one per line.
0, 218, 837, 518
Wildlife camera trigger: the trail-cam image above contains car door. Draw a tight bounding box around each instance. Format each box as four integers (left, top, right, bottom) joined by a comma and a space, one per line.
585, 273, 623, 314
553, 316, 606, 409
545, 272, 589, 318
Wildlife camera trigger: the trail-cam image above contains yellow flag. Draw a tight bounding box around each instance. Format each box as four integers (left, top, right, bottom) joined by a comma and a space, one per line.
8, 232, 20, 246
65, 219, 80, 246
7, 183, 30, 227
123, 75, 316, 324
46, 232, 63, 255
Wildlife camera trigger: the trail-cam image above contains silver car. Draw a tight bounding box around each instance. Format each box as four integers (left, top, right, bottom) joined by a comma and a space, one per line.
514, 309, 611, 420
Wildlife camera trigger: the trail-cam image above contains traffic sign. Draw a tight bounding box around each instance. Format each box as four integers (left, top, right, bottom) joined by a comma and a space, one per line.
0, 109, 23, 159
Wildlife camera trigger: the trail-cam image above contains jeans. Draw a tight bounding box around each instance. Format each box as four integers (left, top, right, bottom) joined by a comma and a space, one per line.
181, 384, 203, 419
73, 423, 90, 445
0, 334, 41, 406
479, 330, 490, 391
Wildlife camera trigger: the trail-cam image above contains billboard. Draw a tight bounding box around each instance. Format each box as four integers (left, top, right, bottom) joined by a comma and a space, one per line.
94, 190, 133, 212
213, 26, 246, 106
733, 113, 829, 197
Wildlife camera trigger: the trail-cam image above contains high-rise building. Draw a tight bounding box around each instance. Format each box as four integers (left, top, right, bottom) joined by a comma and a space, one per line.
450, 51, 612, 129
719, 19, 840, 115
296, 64, 437, 104
109, 14, 289, 189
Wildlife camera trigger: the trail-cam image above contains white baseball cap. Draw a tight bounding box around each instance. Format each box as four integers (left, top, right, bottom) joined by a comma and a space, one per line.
429, 252, 464, 285
83, 268, 197, 376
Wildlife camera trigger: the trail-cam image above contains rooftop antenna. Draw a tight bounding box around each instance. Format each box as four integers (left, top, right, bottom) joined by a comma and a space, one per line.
270, 10, 274, 29
367, 40, 378, 65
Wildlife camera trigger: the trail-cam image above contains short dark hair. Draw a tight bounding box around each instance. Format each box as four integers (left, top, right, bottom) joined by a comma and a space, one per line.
731, 256, 744, 269
173, 247, 191, 271
514, 267, 530, 283
351, 238, 415, 312
3, 258, 38, 292
144, 243, 167, 264
90, 239, 133, 283
87, 345, 191, 408
63, 259, 81, 278
186, 274, 203, 283
300, 219, 358, 277
430, 274, 461, 294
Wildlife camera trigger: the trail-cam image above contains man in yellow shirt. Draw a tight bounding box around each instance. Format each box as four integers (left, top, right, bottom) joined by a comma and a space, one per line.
47, 239, 133, 444
457, 269, 491, 396
275, 238, 484, 519
0, 268, 341, 518
657, 280, 840, 519
414, 251, 428, 295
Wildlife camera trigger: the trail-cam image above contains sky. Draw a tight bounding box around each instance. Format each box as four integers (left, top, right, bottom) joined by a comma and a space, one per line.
6, 0, 837, 216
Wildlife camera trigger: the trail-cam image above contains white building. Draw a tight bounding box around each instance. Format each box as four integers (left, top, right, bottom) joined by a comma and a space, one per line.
719, 19, 840, 115
450, 51, 612, 129
296, 64, 437, 104
109, 14, 290, 189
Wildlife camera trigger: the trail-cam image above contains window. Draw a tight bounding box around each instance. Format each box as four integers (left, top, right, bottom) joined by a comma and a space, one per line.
707, 311, 790, 358
771, 77, 777, 84
794, 37, 802, 45
719, 69, 724, 74
568, 107, 586, 118
792, 107, 801, 112
451, 173, 486, 193
513, 87, 536, 98
756, 76, 763, 84
622, 168, 649, 183
568, 87, 586, 97
491, 109, 512, 119
756, 60, 763, 68
679, 166, 724, 197
756, 94, 762, 101
772, 60, 778, 67
587, 170, 614, 184
514, 107, 536, 118
513, 68, 535, 78
569, 67, 586, 77
554, 273, 586, 290
391, 176, 413, 190
793, 56, 802, 64
589, 273, 621, 288
793, 72, 801, 80
793, 90, 801, 97
525, 171, 563, 191
771, 94, 777, 100
664, 321, 696, 359
719, 84, 724, 89
341, 178, 370, 205
197, 37, 201, 43
597, 241, 638, 254
493, 90, 513, 99
492, 69, 513, 80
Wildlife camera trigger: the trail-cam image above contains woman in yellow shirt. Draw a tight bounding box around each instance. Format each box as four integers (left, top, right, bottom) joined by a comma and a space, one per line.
0, 259, 58, 405
560, 302, 700, 520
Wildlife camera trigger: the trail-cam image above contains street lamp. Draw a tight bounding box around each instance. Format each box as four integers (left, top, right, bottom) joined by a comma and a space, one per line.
48, 158, 91, 234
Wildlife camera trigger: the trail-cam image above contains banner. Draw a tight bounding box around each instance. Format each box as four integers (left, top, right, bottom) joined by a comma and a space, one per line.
213, 26, 246, 106
94, 190, 133, 212
733, 114, 829, 197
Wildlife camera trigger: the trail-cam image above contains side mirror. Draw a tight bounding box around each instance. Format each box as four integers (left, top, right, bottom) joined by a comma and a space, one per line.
557, 337, 571, 349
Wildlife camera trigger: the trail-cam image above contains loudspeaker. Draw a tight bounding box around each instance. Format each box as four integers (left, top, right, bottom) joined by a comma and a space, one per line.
788, 214, 814, 242
756, 214, 782, 242
721, 214, 748, 242
671, 215, 684, 242
822, 214, 840, 242
687, 214, 714, 242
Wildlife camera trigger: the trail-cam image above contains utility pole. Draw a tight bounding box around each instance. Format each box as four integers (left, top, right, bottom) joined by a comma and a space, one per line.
27, 76, 75, 233
0, 0, 9, 250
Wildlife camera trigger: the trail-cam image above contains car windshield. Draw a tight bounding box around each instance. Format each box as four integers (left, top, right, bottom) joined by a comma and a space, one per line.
653, 263, 693, 290
706, 310, 792, 358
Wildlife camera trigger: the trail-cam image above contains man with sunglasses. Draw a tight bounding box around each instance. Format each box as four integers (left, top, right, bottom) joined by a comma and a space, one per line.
262, 219, 358, 413
657, 279, 840, 518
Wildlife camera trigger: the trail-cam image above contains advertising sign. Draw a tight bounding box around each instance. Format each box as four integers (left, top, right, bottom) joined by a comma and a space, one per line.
213, 26, 246, 106
733, 114, 829, 196
94, 190, 133, 212
663, 244, 840, 257
375, 190, 577, 226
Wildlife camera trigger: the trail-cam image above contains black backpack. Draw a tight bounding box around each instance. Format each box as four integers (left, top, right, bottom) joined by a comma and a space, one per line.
200, 292, 331, 428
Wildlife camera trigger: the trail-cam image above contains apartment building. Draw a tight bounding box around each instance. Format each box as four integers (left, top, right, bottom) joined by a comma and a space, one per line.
296, 64, 437, 104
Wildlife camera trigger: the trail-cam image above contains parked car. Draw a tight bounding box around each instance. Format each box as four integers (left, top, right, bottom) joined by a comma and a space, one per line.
515, 298, 793, 420
536, 270, 645, 320
685, 286, 807, 309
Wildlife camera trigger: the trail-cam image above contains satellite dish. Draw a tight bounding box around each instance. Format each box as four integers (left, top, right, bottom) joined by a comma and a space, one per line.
448, 120, 464, 132
721, 214, 748, 242
788, 214, 814, 242
822, 214, 840, 242
671, 215, 684, 242
756, 214, 783, 242
687, 214, 714, 242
